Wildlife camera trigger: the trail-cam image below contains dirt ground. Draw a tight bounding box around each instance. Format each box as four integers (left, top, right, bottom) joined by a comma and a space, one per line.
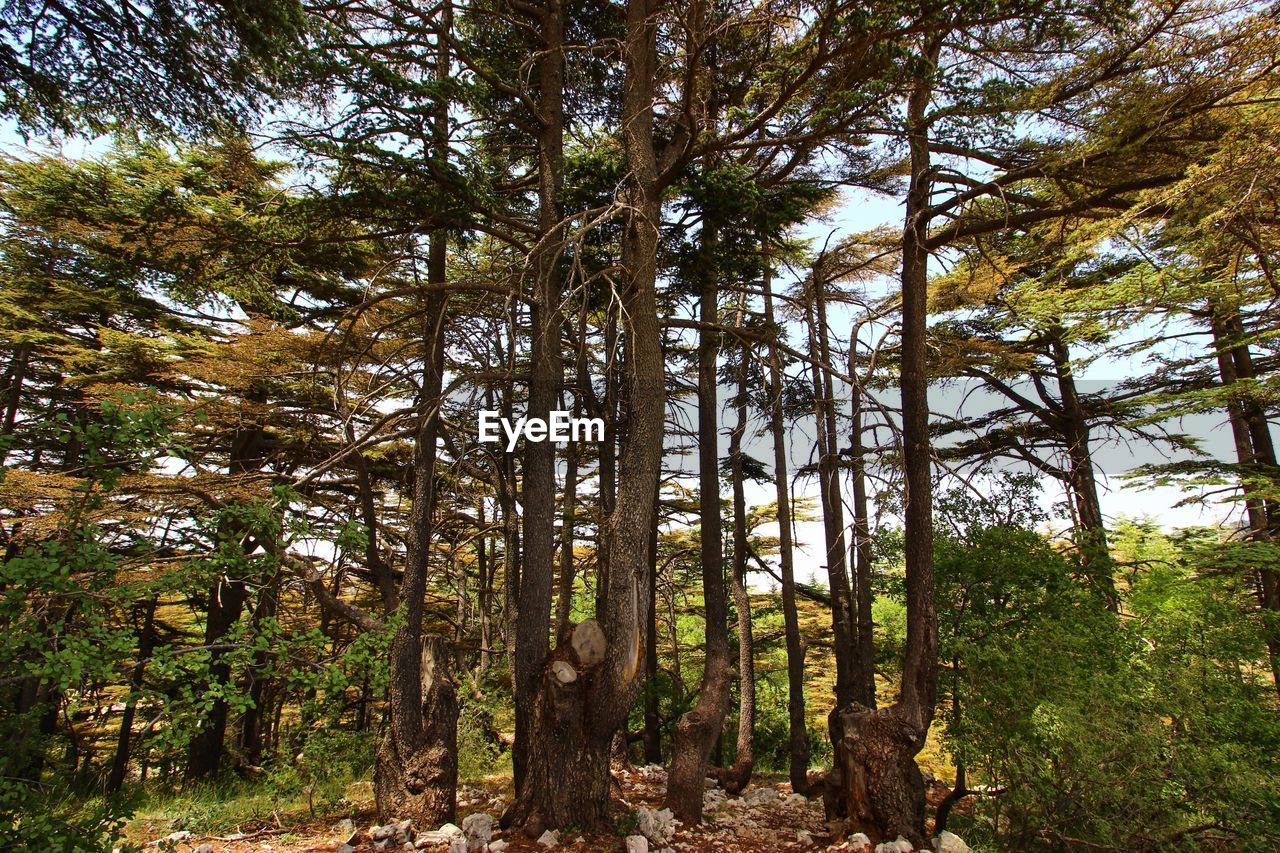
130, 764, 962, 853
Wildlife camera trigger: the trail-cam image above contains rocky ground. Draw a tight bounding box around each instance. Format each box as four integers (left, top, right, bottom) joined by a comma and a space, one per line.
134, 765, 970, 853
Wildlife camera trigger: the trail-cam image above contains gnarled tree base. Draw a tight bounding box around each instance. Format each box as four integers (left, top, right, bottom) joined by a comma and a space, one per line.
374, 635, 458, 826
503, 621, 614, 836
833, 703, 927, 846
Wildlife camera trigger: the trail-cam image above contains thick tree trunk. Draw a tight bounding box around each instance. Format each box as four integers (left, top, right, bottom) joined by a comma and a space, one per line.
240, 572, 280, 766
505, 0, 665, 829
838, 53, 940, 846
644, 492, 662, 765
185, 576, 247, 779
762, 257, 810, 794
374, 635, 459, 823
666, 215, 733, 823
513, 0, 567, 793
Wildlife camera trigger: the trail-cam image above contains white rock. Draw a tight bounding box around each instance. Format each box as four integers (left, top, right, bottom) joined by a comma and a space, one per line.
933, 831, 970, 853
193, 845, 214, 853
848, 832, 872, 851
156, 831, 192, 846
337, 845, 355, 853
743, 786, 780, 807
874, 838, 912, 853
487, 841, 509, 853
797, 829, 815, 846
785, 793, 808, 808
635, 806, 677, 845
537, 829, 559, 848
625, 835, 650, 853
463, 813, 494, 848
417, 823, 465, 846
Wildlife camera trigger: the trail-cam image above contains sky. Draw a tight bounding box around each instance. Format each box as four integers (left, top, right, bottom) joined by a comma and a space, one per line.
0, 125, 1246, 591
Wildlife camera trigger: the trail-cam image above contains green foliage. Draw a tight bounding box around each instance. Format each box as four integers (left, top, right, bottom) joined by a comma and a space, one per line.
929, 492, 1280, 849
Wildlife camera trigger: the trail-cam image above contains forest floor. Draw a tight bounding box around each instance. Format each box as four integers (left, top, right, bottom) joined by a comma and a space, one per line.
126, 763, 960, 852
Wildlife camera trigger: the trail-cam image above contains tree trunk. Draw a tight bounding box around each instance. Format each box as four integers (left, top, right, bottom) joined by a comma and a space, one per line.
240, 571, 280, 766
666, 207, 733, 823
108, 596, 157, 792
806, 292, 856, 711
504, 0, 665, 829
1210, 307, 1280, 693
848, 343, 877, 708
185, 575, 247, 779
374, 12, 459, 812
374, 635, 459, 823
1047, 326, 1116, 610
762, 252, 810, 794
644, 488, 662, 765
719, 316, 754, 795
513, 0, 567, 794
555, 395, 581, 635
837, 51, 940, 846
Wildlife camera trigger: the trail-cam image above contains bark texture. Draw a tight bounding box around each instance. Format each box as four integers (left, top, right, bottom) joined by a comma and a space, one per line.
374, 635, 458, 824
504, 0, 666, 829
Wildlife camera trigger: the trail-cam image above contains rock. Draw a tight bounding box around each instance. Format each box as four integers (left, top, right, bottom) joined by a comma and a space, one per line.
625, 836, 649, 853
536, 829, 559, 848
571, 620, 607, 666
337, 845, 356, 853
336, 818, 357, 842
193, 845, 214, 853
933, 831, 970, 853
796, 829, 815, 846
635, 806, 677, 845
416, 824, 465, 847
463, 813, 494, 849
874, 838, 912, 853
848, 832, 872, 852
488, 842, 509, 853
743, 786, 779, 807
373, 819, 415, 846
156, 831, 192, 846
785, 793, 808, 808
